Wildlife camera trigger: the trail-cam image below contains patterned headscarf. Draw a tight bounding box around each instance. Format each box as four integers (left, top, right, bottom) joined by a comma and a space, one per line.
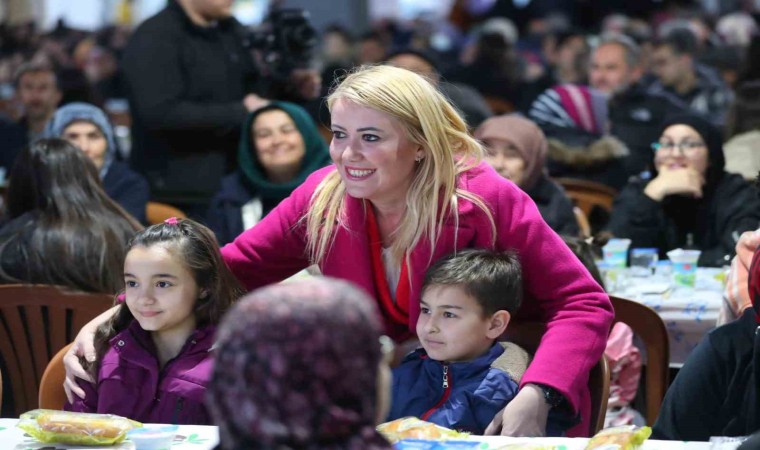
208, 278, 392, 450
474, 114, 548, 190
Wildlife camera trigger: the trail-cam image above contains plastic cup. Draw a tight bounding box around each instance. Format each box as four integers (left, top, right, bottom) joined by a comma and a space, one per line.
667, 248, 701, 288
630, 248, 658, 276
603, 238, 632, 268
127, 425, 178, 450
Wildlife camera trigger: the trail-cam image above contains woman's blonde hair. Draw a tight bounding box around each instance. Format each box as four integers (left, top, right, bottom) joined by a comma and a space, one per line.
306, 65, 496, 266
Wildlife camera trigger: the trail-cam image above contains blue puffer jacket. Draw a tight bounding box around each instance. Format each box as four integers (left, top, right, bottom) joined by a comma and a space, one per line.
388, 343, 528, 435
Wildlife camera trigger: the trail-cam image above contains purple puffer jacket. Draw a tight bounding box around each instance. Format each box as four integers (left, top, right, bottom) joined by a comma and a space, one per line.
66, 320, 216, 425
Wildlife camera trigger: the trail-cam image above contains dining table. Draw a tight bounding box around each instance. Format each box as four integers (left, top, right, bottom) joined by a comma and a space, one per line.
603, 266, 726, 367
0, 418, 733, 450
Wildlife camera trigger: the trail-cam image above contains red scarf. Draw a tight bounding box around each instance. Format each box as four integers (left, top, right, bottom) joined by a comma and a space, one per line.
366, 205, 411, 335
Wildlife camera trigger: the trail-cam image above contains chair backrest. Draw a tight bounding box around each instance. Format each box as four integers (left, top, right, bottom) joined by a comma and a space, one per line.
504, 321, 610, 436
39, 343, 72, 411
609, 295, 669, 426
1, 364, 3, 410
146, 201, 187, 225
483, 96, 515, 115
0, 285, 113, 416
573, 207, 591, 237
555, 178, 618, 217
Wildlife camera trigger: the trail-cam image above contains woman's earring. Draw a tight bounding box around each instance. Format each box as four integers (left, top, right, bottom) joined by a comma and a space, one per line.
415, 155, 423, 163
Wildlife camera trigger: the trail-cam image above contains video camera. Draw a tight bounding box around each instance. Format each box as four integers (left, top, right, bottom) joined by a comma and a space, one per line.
248, 8, 318, 81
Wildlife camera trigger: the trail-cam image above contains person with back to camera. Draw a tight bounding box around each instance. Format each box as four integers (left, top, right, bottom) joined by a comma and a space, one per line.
608, 113, 760, 267
652, 244, 760, 440
206, 101, 331, 245
0, 138, 141, 293
389, 249, 574, 435
207, 277, 394, 449
474, 115, 579, 236
43, 102, 150, 224
64, 65, 613, 437
65, 218, 243, 424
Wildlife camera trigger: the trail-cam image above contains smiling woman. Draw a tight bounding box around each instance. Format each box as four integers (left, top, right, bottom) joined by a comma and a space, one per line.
205, 101, 331, 245
608, 113, 760, 266
66, 66, 613, 438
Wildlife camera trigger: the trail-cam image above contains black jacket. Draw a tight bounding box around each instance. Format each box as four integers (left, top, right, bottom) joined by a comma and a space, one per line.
608, 173, 760, 267
205, 172, 280, 246
653, 309, 760, 441
121, 0, 258, 204
608, 82, 688, 179
527, 175, 579, 236
103, 161, 150, 224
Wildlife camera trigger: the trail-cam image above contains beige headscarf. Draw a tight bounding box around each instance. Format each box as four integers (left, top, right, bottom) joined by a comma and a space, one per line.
474, 114, 548, 190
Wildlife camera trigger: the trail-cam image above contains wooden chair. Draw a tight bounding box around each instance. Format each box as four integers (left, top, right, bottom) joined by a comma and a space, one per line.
1, 365, 3, 411
609, 295, 670, 426
555, 178, 618, 217
146, 201, 187, 225
39, 343, 72, 410
573, 206, 591, 238
0, 285, 113, 416
483, 95, 515, 115
504, 321, 610, 436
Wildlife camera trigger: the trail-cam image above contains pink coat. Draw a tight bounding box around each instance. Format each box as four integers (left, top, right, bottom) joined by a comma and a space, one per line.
221, 162, 613, 436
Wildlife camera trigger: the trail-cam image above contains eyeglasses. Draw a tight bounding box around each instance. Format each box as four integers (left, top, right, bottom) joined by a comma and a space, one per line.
651, 141, 705, 156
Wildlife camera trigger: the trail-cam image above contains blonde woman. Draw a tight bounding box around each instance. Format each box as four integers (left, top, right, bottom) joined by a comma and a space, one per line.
64, 66, 612, 437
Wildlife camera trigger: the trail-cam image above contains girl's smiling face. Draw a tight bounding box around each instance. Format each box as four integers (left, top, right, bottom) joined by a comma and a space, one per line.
124, 245, 200, 336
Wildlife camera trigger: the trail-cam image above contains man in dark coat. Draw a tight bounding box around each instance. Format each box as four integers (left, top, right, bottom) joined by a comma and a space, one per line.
121, 0, 262, 214
590, 33, 687, 180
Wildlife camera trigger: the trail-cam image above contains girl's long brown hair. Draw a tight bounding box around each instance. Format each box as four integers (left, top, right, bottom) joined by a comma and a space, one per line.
90, 219, 245, 378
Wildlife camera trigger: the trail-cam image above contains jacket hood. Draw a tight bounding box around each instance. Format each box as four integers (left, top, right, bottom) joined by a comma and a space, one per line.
238, 101, 331, 201
43, 102, 117, 179
547, 135, 630, 168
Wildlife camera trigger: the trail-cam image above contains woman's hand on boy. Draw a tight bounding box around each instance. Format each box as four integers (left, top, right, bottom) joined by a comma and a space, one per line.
484, 384, 550, 437
63, 329, 97, 403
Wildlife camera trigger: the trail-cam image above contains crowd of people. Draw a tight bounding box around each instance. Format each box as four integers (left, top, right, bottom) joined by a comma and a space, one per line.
0, 0, 760, 446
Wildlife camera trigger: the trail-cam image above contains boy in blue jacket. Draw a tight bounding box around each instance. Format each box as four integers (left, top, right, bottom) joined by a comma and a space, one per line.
388, 249, 570, 435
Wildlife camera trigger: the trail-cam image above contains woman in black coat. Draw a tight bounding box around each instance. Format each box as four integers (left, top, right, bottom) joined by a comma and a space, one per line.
608, 114, 760, 267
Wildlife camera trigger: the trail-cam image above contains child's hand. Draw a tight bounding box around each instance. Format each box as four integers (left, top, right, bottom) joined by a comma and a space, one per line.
63, 330, 97, 403
484, 384, 550, 436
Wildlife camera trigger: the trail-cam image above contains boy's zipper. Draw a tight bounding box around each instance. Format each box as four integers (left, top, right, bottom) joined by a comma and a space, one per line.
421, 363, 452, 420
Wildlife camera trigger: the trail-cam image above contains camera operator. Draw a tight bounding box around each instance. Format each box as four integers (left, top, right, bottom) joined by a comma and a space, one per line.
122, 0, 318, 215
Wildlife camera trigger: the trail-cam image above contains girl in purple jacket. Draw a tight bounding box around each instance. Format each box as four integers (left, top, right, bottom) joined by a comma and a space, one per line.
65, 218, 244, 424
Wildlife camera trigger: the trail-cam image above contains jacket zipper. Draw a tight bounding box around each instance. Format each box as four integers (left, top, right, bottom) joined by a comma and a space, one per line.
171, 397, 184, 424
421, 363, 451, 420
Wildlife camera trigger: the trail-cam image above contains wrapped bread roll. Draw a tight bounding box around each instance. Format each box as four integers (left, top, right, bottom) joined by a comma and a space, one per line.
17, 409, 141, 445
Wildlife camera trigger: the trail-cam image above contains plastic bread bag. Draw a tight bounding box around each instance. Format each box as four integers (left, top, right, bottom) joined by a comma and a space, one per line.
585, 425, 652, 450
394, 439, 482, 449
377, 417, 469, 443
17, 409, 142, 445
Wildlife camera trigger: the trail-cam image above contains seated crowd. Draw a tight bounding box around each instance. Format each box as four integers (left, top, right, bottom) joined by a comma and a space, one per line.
3, 0, 760, 446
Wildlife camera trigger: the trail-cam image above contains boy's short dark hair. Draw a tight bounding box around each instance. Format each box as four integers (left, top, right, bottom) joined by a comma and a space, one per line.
422, 249, 522, 316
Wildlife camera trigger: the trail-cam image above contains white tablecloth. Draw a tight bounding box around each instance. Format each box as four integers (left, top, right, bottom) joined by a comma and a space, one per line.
0, 418, 714, 450
606, 267, 725, 367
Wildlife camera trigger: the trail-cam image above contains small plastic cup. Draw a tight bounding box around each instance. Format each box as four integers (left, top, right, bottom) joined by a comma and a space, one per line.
127, 425, 178, 450
630, 248, 658, 276
667, 248, 701, 288
603, 238, 632, 268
